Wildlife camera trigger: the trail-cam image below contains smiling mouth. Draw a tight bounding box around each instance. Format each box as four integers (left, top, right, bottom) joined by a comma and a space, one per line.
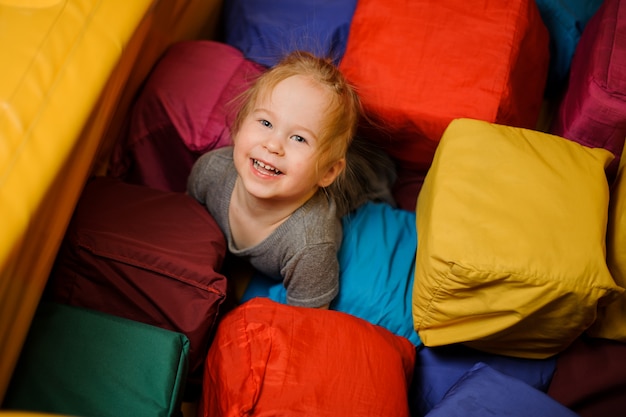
253, 159, 283, 176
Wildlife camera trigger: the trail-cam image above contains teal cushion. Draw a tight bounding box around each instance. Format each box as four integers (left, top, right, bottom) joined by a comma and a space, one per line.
534, 0, 603, 97
242, 202, 420, 346
4, 302, 189, 417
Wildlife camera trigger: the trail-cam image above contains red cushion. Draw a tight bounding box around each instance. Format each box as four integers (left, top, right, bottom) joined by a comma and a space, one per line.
550, 0, 626, 183
339, 0, 549, 173
199, 298, 415, 417
110, 40, 264, 192
50, 177, 227, 380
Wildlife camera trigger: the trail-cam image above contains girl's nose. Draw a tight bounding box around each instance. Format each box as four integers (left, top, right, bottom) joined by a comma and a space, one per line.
264, 133, 284, 155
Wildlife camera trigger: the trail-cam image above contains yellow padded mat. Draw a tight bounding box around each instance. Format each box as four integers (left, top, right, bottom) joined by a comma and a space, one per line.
0, 0, 221, 402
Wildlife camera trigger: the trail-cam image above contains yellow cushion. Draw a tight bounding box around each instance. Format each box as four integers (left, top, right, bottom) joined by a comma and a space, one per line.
587, 151, 626, 341
413, 118, 623, 359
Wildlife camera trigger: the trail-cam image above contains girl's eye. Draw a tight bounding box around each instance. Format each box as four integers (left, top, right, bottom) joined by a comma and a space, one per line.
260, 119, 272, 128
291, 135, 307, 143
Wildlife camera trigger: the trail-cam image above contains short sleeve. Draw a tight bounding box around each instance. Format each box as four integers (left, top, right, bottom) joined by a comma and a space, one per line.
283, 243, 339, 308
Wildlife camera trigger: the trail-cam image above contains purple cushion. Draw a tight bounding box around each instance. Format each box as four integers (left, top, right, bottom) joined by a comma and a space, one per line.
410, 344, 557, 416
550, 0, 626, 182
425, 363, 578, 417
221, 0, 358, 67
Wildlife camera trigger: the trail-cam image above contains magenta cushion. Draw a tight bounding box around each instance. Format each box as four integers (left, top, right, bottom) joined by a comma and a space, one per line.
534, 0, 603, 97
110, 40, 264, 192
550, 0, 626, 182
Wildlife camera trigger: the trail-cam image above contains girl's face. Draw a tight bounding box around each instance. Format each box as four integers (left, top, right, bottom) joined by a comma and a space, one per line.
232, 75, 344, 206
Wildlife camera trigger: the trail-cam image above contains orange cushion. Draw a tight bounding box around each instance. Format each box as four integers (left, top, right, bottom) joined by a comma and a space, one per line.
339, 0, 549, 172
198, 298, 415, 417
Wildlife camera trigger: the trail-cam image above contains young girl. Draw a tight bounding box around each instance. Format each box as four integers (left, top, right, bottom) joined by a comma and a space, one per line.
187, 51, 394, 309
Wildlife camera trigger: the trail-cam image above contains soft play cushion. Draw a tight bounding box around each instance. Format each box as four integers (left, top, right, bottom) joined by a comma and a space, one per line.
425, 363, 579, 417
198, 298, 415, 417
221, 0, 357, 67
339, 0, 549, 173
413, 118, 622, 358
550, 0, 626, 182
4, 302, 189, 417
588, 150, 626, 341
547, 336, 626, 417
110, 40, 263, 192
410, 344, 557, 416
49, 177, 227, 380
241, 201, 420, 346
534, 0, 604, 97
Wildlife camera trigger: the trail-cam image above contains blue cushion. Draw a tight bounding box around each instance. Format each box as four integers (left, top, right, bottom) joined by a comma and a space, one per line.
410, 344, 557, 416
221, 0, 358, 67
241, 201, 420, 346
534, 0, 603, 97
425, 363, 578, 417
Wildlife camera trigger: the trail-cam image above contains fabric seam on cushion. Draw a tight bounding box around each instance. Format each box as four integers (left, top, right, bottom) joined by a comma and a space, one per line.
242, 303, 266, 414
416, 268, 447, 329
74, 239, 226, 295
448, 263, 622, 295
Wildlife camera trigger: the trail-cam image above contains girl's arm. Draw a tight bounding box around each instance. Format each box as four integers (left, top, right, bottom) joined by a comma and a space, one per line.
282, 243, 339, 309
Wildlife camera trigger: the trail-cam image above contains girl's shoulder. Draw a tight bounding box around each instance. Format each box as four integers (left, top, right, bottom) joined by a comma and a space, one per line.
202, 145, 234, 165
188, 146, 236, 200
190, 146, 234, 180
288, 192, 342, 244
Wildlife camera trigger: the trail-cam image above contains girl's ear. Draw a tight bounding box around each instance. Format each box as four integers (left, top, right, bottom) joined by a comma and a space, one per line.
318, 158, 346, 188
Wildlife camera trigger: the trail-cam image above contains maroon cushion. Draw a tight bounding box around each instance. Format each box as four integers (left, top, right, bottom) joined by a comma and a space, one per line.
550, 0, 626, 182
49, 177, 228, 380
109, 40, 264, 192
547, 336, 626, 416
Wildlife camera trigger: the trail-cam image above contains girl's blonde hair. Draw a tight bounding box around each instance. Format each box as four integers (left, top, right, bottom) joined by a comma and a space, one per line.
231, 51, 396, 216
231, 50, 361, 172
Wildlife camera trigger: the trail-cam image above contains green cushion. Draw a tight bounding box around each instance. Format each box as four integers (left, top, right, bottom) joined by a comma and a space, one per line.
4, 302, 189, 417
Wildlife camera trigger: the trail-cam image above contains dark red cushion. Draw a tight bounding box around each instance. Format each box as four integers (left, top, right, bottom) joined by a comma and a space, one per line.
109, 40, 264, 192
49, 177, 228, 380
547, 336, 626, 417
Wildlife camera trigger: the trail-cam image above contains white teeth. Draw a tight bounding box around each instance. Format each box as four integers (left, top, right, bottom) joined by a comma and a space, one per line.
254, 159, 282, 175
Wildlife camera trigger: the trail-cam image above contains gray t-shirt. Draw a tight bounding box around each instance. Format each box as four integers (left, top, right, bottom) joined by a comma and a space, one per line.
187, 146, 341, 307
